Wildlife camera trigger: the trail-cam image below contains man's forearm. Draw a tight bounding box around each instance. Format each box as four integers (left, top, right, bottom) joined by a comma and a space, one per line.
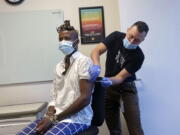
56, 80, 93, 121
56, 95, 91, 121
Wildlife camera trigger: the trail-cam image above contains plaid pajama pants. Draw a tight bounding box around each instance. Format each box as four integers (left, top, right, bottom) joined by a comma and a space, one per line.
17, 118, 89, 135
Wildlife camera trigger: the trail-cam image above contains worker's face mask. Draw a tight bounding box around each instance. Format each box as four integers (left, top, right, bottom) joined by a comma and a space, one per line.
123, 38, 138, 50
58, 40, 75, 55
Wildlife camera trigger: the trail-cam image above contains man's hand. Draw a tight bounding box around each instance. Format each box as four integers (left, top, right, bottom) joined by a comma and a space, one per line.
46, 106, 56, 116
36, 116, 53, 135
89, 65, 101, 82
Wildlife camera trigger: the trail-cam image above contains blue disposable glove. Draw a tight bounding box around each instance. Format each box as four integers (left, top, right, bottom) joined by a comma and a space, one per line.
89, 65, 101, 82
100, 77, 112, 88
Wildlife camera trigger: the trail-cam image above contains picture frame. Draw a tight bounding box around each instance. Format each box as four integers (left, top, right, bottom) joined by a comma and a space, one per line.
79, 6, 105, 44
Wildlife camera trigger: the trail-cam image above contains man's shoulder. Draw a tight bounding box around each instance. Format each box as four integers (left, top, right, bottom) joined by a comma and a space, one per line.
74, 51, 92, 64
74, 51, 89, 59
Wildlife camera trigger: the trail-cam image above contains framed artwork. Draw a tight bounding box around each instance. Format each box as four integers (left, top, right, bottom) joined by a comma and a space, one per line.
79, 6, 105, 44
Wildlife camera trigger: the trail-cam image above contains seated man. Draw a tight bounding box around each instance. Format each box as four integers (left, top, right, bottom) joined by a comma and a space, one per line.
17, 20, 93, 135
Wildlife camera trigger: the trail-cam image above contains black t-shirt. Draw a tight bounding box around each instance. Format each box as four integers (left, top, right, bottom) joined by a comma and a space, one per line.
102, 31, 144, 82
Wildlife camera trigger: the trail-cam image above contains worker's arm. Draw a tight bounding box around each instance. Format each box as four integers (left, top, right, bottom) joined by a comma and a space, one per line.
91, 43, 131, 85
109, 68, 132, 85
91, 42, 107, 66
100, 68, 132, 87
89, 43, 107, 82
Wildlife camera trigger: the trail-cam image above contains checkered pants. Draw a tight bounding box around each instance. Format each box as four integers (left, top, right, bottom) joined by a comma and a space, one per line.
17, 118, 89, 135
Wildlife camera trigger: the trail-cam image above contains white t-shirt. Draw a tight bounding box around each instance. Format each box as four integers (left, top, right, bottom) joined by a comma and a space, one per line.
48, 51, 93, 126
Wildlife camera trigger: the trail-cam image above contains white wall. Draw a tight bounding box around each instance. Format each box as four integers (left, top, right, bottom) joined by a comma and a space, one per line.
0, 0, 120, 134
119, 0, 180, 135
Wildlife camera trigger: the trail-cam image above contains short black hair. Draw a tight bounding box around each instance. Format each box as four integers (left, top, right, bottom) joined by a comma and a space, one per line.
57, 20, 75, 33
132, 21, 149, 34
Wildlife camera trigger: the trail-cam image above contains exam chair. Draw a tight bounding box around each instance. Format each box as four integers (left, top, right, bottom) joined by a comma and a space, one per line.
77, 80, 106, 135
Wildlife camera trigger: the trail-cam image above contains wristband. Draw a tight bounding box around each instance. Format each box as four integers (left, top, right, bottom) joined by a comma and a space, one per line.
44, 114, 58, 124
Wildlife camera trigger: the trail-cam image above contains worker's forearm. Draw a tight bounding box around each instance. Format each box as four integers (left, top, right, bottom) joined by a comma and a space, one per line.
110, 68, 131, 85
110, 76, 125, 85
91, 50, 101, 66
91, 43, 107, 66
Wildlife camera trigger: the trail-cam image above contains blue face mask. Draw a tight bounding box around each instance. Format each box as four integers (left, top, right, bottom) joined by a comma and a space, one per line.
58, 40, 75, 55
123, 38, 138, 50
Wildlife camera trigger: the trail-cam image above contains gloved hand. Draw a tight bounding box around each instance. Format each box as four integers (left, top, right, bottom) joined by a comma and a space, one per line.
100, 77, 112, 88
89, 65, 101, 82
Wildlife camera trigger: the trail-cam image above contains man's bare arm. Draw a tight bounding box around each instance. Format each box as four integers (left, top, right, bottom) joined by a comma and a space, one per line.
56, 79, 93, 121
